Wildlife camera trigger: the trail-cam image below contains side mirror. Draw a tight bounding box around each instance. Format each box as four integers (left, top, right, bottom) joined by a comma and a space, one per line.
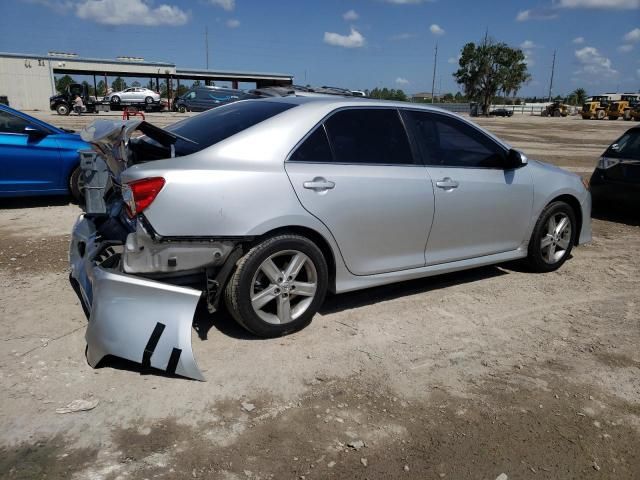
24, 125, 47, 138
505, 149, 527, 169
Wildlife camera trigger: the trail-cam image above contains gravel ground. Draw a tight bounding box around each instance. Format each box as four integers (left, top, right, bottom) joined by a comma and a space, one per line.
0, 113, 638, 480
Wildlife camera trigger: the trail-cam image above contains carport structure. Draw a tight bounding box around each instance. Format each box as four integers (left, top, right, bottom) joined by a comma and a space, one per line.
0, 51, 293, 110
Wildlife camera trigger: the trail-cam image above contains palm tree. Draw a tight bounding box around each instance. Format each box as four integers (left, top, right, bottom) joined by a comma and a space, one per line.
572, 88, 587, 106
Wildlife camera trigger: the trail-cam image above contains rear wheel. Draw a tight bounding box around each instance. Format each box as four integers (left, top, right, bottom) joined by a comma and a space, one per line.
56, 104, 70, 116
526, 201, 576, 273
596, 110, 605, 120
224, 234, 328, 338
553, 110, 561, 117
69, 167, 85, 203
623, 110, 632, 121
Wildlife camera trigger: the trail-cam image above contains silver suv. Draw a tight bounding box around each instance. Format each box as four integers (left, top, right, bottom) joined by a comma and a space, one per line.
71, 97, 591, 380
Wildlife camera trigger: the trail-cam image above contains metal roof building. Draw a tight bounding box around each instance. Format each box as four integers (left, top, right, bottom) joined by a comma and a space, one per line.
0, 51, 293, 110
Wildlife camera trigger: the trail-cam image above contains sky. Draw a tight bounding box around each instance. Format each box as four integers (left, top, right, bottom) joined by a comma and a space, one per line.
1, 0, 639, 97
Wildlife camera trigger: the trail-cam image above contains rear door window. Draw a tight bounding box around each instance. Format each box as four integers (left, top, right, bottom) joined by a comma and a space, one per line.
290, 126, 333, 163
323, 108, 415, 165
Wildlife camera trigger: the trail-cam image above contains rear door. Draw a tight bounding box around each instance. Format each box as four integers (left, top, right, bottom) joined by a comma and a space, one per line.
285, 107, 435, 276
403, 109, 533, 265
0, 109, 64, 194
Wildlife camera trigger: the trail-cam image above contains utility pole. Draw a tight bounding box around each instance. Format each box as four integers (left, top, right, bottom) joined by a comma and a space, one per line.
431, 42, 438, 103
205, 26, 209, 70
548, 50, 556, 102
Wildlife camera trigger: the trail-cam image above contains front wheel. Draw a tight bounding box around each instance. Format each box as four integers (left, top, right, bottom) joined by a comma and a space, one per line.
178, 105, 187, 113
145, 96, 154, 104
110, 95, 120, 105
526, 201, 576, 272
224, 234, 328, 338
56, 104, 70, 115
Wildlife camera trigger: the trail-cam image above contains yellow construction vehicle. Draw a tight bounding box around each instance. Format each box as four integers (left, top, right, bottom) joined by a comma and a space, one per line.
606, 94, 639, 120
581, 95, 610, 120
541, 100, 570, 117
629, 101, 640, 121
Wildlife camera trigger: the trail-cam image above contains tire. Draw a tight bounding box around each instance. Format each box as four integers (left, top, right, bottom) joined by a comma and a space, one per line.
526, 201, 576, 273
224, 234, 328, 338
596, 110, 605, 120
608, 116, 617, 120
178, 105, 187, 113
541, 111, 548, 117
69, 166, 85, 203
553, 110, 561, 117
110, 95, 120, 105
623, 110, 632, 121
145, 96, 153, 104
56, 104, 70, 116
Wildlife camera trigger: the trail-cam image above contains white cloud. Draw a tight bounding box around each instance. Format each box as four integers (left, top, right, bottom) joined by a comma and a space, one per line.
618, 44, 633, 52
520, 40, 537, 49
76, 0, 189, 26
226, 18, 240, 28
343, 9, 358, 21
395, 77, 409, 85
554, 0, 639, 9
516, 9, 559, 21
572, 36, 585, 44
324, 27, 365, 48
209, 0, 234, 11
447, 56, 459, 64
623, 27, 640, 42
391, 32, 417, 40
429, 24, 444, 35
574, 46, 618, 78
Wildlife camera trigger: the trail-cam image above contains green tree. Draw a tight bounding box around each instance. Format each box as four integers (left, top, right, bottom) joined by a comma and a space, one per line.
81, 80, 95, 96
55, 74, 76, 94
571, 88, 587, 105
453, 38, 530, 115
131, 80, 141, 87
111, 77, 127, 91
368, 87, 407, 101
442, 92, 454, 102
96, 80, 107, 96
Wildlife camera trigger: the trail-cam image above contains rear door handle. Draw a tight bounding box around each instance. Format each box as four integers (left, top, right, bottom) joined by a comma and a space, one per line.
303, 178, 335, 191
435, 177, 459, 189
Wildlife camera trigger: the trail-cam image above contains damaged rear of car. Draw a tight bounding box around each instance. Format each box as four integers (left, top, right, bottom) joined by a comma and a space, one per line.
70, 100, 302, 380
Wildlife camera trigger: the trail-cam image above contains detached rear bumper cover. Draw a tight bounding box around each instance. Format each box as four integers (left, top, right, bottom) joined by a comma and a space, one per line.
70, 215, 205, 381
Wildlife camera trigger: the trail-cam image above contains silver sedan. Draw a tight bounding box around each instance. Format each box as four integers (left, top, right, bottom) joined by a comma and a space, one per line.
104, 87, 160, 105
70, 97, 591, 379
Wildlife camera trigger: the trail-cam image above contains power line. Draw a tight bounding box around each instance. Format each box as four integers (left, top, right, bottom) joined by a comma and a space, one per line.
431, 42, 438, 103
548, 50, 556, 102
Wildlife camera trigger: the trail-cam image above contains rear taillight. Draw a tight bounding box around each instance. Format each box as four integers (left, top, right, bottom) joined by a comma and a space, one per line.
122, 177, 165, 218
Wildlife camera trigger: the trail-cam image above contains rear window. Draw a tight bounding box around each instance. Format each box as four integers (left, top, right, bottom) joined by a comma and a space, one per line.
165, 100, 296, 155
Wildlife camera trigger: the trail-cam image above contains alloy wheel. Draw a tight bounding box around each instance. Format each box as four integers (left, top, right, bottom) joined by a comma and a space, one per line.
540, 212, 572, 264
250, 250, 318, 325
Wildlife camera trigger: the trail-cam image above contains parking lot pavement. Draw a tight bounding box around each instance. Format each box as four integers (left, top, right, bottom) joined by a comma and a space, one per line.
1, 117, 639, 479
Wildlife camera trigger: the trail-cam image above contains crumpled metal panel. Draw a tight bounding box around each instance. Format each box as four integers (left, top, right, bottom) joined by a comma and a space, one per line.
70, 215, 205, 381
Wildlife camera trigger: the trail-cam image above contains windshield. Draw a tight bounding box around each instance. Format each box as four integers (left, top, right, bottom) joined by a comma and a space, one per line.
131, 100, 296, 159
605, 129, 640, 160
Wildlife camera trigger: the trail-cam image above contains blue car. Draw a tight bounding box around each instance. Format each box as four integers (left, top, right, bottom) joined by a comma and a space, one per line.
0, 104, 89, 200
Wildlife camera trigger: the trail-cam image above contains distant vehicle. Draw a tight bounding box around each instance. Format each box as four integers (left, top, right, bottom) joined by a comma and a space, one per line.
50, 83, 100, 116
350, 90, 366, 97
590, 125, 640, 206
606, 94, 639, 121
489, 108, 513, 117
174, 86, 255, 112
0, 104, 88, 199
582, 95, 611, 120
541, 101, 570, 118
105, 87, 160, 105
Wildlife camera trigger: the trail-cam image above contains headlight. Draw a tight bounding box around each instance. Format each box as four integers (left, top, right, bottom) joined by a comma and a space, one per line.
596, 157, 620, 169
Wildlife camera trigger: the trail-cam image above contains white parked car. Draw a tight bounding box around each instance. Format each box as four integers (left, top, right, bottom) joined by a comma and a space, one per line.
105, 87, 160, 105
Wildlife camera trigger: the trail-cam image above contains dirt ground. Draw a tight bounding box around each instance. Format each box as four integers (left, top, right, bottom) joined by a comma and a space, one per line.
1, 113, 638, 480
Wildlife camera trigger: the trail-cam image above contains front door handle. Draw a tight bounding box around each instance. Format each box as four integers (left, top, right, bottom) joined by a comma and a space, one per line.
435, 177, 459, 189
303, 177, 335, 191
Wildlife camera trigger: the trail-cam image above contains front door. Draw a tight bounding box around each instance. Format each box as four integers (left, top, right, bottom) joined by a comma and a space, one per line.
0, 110, 63, 194
402, 109, 533, 265
285, 108, 435, 276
